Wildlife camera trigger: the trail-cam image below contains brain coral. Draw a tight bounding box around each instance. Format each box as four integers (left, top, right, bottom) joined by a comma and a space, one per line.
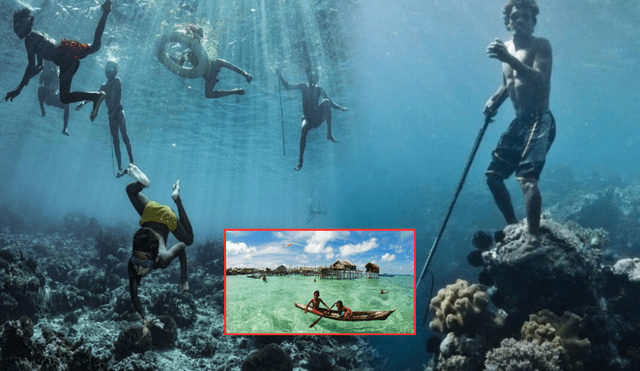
429, 279, 490, 334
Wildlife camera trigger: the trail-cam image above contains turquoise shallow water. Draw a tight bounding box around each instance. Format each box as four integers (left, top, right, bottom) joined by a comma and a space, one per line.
225, 275, 414, 334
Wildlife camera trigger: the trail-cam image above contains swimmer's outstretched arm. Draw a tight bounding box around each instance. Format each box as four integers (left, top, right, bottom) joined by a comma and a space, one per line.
276, 70, 303, 91
5, 49, 43, 101
128, 270, 146, 318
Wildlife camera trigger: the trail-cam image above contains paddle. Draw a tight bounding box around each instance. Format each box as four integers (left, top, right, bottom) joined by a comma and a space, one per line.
309, 302, 337, 328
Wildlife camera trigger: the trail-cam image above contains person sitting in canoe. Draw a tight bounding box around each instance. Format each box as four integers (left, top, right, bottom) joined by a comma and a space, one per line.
304, 290, 330, 314
336, 300, 353, 319
380, 290, 389, 294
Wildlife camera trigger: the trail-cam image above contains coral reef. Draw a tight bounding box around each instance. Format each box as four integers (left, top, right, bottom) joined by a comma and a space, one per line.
547, 185, 640, 259
521, 310, 591, 371
62, 212, 102, 239
151, 290, 198, 327
428, 279, 507, 371
0, 248, 46, 322
241, 343, 293, 371
0, 316, 109, 370
480, 217, 602, 322
484, 338, 562, 371
113, 325, 153, 361
0, 228, 381, 371
193, 239, 225, 276
611, 258, 640, 282
429, 216, 640, 371
429, 279, 501, 335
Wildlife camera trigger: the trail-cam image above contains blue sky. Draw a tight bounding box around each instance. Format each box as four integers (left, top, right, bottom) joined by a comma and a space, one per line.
225, 230, 415, 275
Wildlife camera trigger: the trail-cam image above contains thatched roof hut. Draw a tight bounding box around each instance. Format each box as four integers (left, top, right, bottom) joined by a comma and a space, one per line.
365, 263, 380, 273
331, 260, 356, 270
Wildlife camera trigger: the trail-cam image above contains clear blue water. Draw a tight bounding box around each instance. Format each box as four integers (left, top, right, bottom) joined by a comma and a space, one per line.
225, 275, 414, 334
1, 0, 640, 370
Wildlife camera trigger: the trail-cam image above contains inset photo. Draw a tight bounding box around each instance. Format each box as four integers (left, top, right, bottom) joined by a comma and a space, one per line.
224, 229, 415, 335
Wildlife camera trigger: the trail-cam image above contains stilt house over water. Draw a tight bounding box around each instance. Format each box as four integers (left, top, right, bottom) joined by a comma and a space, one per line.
365, 263, 380, 279
320, 260, 361, 280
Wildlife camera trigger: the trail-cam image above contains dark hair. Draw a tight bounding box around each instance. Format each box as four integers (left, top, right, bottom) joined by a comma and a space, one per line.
105, 60, 118, 78
13, 8, 34, 28
503, 0, 539, 31
314, 290, 319, 296
132, 228, 160, 256
337, 300, 343, 306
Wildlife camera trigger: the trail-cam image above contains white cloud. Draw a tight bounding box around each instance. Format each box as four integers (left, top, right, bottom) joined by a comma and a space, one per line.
390, 244, 404, 254
381, 253, 396, 262
339, 238, 379, 257
303, 231, 348, 256
226, 241, 257, 255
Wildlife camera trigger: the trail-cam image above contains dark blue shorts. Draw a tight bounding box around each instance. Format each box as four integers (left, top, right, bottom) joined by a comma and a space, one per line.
486, 111, 556, 180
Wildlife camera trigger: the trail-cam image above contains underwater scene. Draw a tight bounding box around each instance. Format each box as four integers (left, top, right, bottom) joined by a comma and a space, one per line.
1, 0, 640, 370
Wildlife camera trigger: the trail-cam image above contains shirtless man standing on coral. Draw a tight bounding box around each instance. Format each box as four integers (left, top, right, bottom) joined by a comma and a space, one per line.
483, 0, 554, 255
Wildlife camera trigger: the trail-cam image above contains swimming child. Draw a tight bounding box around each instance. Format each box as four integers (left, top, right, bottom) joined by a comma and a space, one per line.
276, 67, 347, 171
304, 290, 330, 313
335, 300, 353, 318
166, 24, 252, 99
6, 1, 111, 122
125, 164, 194, 328
37, 60, 70, 136
76, 60, 134, 177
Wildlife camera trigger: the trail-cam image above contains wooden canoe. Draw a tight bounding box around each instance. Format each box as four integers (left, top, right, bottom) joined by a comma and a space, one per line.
247, 275, 262, 279
294, 303, 395, 321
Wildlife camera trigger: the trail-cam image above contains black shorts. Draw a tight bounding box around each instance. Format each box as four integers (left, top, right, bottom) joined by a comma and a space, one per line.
486, 111, 555, 180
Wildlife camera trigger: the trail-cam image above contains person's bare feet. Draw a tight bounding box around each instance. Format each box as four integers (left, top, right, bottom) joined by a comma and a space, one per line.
233, 88, 245, 95
127, 163, 150, 187
508, 234, 545, 262
294, 163, 303, 171
180, 280, 189, 293
245, 73, 253, 83
172, 180, 180, 201
327, 135, 338, 143
62, 129, 70, 136
522, 233, 541, 253
102, 0, 112, 13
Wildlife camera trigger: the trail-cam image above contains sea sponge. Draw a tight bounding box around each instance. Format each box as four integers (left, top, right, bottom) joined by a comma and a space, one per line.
521, 309, 591, 371
429, 279, 490, 334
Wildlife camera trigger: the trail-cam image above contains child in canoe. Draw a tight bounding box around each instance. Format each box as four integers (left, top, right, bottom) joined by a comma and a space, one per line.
336, 300, 353, 319
304, 290, 330, 313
